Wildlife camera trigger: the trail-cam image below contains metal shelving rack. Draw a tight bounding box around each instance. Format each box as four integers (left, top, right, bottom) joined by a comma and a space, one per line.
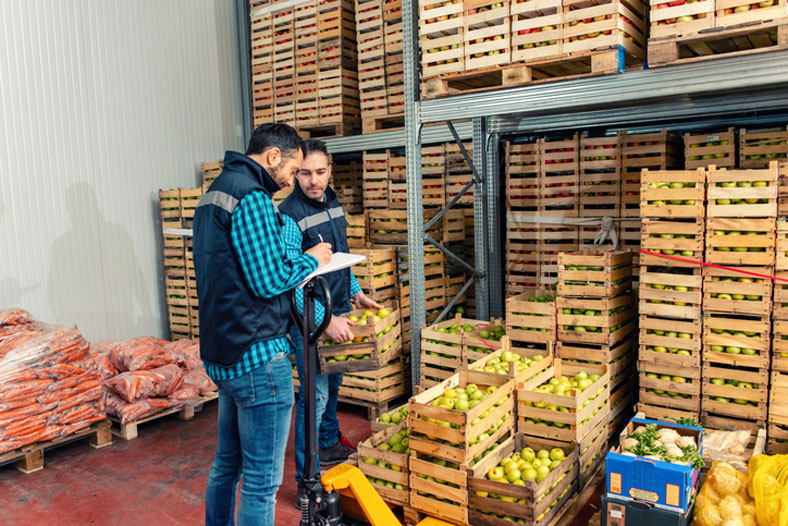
238, 0, 788, 387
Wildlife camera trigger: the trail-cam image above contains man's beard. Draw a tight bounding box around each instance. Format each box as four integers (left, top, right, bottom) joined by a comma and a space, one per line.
268, 163, 286, 188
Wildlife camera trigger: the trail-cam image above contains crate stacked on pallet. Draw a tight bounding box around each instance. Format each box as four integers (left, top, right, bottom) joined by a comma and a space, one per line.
740, 127, 788, 169
506, 140, 540, 212
389, 145, 445, 209
445, 142, 475, 207
562, 0, 648, 60
419, 0, 464, 80
556, 251, 635, 440
773, 219, 788, 452
398, 245, 447, 358
463, 208, 478, 317
779, 161, 788, 216
251, 9, 274, 127
505, 288, 556, 354
684, 128, 736, 169
369, 208, 443, 245
540, 135, 580, 217
357, 421, 411, 505
703, 163, 778, 434
408, 369, 516, 524
158, 188, 204, 340
463, 0, 511, 72
295, 1, 319, 128
362, 150, 389, 208
579, 134, 622, 219
332, 159, 363, 213
383, 0, 405, 119
350, 247, 398, 305
510, 0, 563, 63
272, 3, 297, 127
506, 214, 540, 296
517, 359, 611, 490
638, 167, 705, 423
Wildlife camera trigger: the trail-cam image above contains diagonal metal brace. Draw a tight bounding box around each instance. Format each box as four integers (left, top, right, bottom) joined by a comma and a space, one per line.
424, 234, 483, 278
435, 275, 476, 324
447, 120, 482, 186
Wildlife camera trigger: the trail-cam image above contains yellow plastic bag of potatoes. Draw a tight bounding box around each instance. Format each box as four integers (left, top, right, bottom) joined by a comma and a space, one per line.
749, 454, 788, 526
693, 462, 757, 526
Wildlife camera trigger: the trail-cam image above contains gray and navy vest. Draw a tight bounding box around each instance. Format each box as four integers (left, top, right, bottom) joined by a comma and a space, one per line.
193, 151, 290, 367
278, 183, 353, 316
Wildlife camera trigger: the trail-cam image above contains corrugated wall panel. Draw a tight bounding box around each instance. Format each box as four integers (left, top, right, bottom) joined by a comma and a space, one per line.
0, 0, 244, 341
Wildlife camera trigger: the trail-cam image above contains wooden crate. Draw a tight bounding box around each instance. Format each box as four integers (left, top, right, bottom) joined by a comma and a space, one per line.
505, 288, 556, 346
409, 369, 516, 464
716, 0, 788, 28
517, 360, 611, 444
557, 250, 632, 298
640, 218, 704, 267
557, 338, 633, 375
357, 420, 410, 505
540, 136, 580, 216
648, 0, 713, 39
685, 128, 736, 169
563, 0, 648, 59
706, 162, 779, 218
705, 217, 776, 266
740, 127, 788, 169
419, 0, 465, 78
773, 319, 788, 372
469, 339, 554, 387
703, 313, 771, 370
768, 423, 788, 454
159, 189, 182, 221
539, 227, 580, 285
609, 377, 636, 433
389, 175, 446, 208
639, 266, 702, 321
201, 160, 223, 187
350, 247, 397, 292
463, 0, 512, 71
505, 218, 540, 294
510, 0, 564, 63
369, 209, 442, 245
346, 212, 367, 248
777, 220, 788, 270
467, 434, 579, 526
557, 294, 635, 345
620, 130, 683, 217
340, 357, 407, 405
408, 451, 471, 526
579, 135, 622, 217
775, 272, 788, 320
578, 418, 608, 489
702, 362, 769, 425
638, 359, 702, 419
639, 315, 702, 368
506, 141, 540, 210
318, 305, 402, 374
640, 167, 705, 219
703, 266, 773, 316
363, 151, 389, 208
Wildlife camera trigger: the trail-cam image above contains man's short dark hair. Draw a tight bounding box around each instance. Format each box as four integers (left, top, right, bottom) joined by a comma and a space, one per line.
303, 139, 329, 159
246, 123, 305, 159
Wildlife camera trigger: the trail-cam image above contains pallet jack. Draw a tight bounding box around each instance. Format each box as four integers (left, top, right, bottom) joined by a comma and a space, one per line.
291, 276, 452, 526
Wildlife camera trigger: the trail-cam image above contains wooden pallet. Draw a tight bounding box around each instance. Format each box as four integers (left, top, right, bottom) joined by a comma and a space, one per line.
422, 46, 640, 99
648, 19, 788, 68
110, 392, 218, 441
362, 112, 405, 134
338, 393, 406, 421
297, 120, 358, 138
0, 419, 112, 474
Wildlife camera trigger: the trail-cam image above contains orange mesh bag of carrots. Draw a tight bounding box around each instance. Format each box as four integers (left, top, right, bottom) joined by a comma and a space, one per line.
0, 322, 105, 454
90, 341, 118, 381
164, 339, 217, 394
104, 364, 184, 403
103, 391, 171, 424
109, 336, 180, 372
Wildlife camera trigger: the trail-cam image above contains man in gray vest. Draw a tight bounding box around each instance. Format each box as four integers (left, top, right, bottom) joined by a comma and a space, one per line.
279, 139, 381, 504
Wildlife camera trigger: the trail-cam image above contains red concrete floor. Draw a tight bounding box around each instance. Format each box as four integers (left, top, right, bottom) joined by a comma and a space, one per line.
0, 401, 600, 526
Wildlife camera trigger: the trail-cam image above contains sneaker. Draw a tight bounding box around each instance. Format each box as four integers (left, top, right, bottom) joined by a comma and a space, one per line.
319, 438, 352, 465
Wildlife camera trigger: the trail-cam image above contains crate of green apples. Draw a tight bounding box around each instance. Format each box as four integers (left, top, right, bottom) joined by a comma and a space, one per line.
372, 403, 409, 433
639, 315, 701, 369
318, 304, 401, 374
705, 217, 776, 266
701, 364, 768, 426
505, 288, 556, 346
640, 167, 705, 219
702, 266, 772, 317
639, 266, 702, 321
684, 128, 735, 169
557, 293, 635, 345
739, 128, 788, 169
467, 434, 579, 526
702, 313, 770, 370
516, 359, 610, 444
358, 420, 411, 506
706, 163, 778, 218
469, 338, 553, 388
772, 320, 788, 373
640, 218, 704, 267
638, 359, 701, 418
557, 250, 632, 298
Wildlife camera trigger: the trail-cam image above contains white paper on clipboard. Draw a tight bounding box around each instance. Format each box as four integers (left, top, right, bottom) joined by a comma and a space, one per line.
297, 252, 366, 288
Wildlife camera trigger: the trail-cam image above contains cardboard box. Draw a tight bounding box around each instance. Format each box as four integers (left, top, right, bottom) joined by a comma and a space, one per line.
606, 417, 702, 513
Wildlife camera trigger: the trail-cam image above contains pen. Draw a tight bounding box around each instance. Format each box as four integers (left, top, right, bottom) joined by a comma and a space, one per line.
319, 234, 324, 243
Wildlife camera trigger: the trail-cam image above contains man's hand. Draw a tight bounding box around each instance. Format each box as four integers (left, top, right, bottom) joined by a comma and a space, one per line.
325, 316, 357, 343
305, 242, 332, 267
354, 292, 383, 310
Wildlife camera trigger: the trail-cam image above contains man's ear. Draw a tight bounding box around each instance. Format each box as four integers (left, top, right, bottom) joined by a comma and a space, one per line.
266, 147, 282, 168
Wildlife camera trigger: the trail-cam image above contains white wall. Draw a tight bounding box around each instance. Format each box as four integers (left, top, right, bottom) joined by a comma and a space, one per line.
0, 1, 245, 341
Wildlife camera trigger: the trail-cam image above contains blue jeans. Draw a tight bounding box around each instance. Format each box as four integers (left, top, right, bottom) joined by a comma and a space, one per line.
205, 351, 294, 526
291, 325, 342, 482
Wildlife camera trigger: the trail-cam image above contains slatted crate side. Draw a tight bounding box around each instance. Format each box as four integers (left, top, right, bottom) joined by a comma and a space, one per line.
578, 419, 608, 487
557, 250, 632, 296
557, 293, 636, 344
468, 339, 554, 389
640, 218, 704, 267
639, 315, 701, 367
635, 401, 700, 423
388, 177, 446, 208
350, 247, 397, 288
506, 141, 540, 210
701, 363, 769, 423
702, 313, 771, 370
463, 0, 512, 71
357, 420, 410, 505
638, 266, 702, 320
540, 136, 580, 216
563, 0, 648, 58
773, 319, 788, 372
705, 217, 776, 266
706, 162, 779, 218
648, 0, 713, 39
640, 168, 706, 219
609, 376, 636, 429
467, 433, 579, 526
419, 0, 465, 77
409, 452, 470, 526
768, 423, 788, 454
579, 135, 622, 216
510, 0, 564, 62
702, 266, 773, 316
505, 289, 556, 345
776, 221, 788, 271
557, 337, 633, 372
739, 127, 788, 169
685, 128, 736, 169
638, 359, 702, 413
340, 363, 408, 403
716, 0, 788, 28
621, 130, 683, 216
516, 361, 611, 444
775, 272, 788, 320
159, 189, 182, 221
